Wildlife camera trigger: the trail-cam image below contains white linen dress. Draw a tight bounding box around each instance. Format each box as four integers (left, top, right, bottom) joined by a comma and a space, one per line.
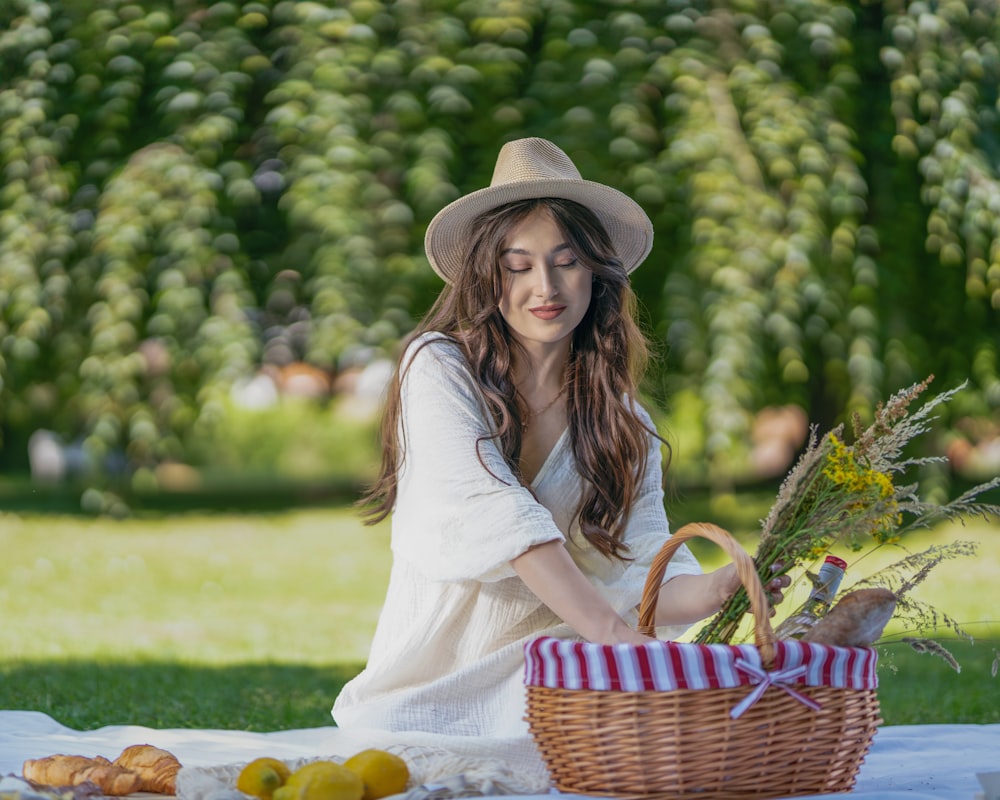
332, 332, 702, 740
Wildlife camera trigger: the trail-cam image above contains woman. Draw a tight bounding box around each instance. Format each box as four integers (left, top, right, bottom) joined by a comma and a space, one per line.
333, 138, 786, 742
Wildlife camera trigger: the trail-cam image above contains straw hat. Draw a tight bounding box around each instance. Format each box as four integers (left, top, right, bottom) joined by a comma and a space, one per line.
424, 138, 653, 283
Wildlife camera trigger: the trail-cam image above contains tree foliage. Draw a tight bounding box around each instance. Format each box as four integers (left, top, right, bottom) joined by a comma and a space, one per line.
1, 0, 997, 489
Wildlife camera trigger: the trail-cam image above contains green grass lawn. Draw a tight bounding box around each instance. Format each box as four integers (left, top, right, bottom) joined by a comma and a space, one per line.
0, 501, 996, 731
0, 508, 390, 664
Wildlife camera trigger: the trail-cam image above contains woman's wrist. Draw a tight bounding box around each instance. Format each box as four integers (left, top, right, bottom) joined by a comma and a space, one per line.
711, 564, 740, 612
586, 614, 651, 645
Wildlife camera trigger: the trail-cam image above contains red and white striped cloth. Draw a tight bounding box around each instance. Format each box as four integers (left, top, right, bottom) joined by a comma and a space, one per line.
524, 636, 878, 693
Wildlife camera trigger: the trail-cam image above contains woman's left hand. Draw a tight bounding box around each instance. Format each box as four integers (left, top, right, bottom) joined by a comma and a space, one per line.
763, 564, 791, 616
716, 563, 791, 617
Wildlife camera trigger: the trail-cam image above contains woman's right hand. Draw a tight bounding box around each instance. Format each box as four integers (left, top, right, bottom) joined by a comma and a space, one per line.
616, 627, 659, 645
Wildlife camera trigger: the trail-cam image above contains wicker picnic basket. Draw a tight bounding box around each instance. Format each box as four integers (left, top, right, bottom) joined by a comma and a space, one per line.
524, 522, 882, 799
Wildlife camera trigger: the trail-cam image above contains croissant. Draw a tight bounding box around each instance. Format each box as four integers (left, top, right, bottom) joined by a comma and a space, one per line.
22, 754, 145, 796
113, 744, 182, 794
801, 587, 897, 647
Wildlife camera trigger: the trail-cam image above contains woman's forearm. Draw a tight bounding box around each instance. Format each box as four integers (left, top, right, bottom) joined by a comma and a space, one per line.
511, 540, 651, 645
656, 563, 789, 626
654, 567, 735, 626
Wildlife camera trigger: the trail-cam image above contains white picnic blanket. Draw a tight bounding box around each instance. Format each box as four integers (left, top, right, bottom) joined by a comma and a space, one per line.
1, 711, 997, 799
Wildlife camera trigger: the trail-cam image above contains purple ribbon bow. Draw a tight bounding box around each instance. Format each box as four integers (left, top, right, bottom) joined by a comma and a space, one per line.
730, 658, 823, 720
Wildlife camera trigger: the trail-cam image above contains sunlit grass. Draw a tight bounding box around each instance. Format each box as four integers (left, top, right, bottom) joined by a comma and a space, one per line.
0, 661, 361, 731
0, 508, 390, 665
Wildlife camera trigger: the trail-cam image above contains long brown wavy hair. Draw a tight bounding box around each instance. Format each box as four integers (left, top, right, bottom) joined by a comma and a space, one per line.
359, 197, 666, 561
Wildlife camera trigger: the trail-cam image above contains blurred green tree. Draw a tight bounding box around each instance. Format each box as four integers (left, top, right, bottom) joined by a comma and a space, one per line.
0, 0, 996, 499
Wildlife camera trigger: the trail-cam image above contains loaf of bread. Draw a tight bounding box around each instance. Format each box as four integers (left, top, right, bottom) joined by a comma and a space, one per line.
23, 744, 183, 796
114, 744, 182, 794
801, 587, 897, 647
22, 754, 144, 796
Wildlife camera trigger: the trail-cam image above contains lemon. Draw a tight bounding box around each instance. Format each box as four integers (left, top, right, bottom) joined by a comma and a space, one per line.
236, 758, 292, 800
343, 750, 409, 800
275, 761, 364, 800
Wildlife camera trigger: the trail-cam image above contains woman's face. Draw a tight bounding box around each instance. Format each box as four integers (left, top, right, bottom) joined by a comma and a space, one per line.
497, 209, 593, 351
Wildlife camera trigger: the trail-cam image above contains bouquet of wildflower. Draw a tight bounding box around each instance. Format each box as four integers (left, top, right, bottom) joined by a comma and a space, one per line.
694, 377, 1000, 661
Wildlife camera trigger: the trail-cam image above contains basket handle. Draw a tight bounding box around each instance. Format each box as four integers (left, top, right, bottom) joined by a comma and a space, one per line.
636, 522, 776, 665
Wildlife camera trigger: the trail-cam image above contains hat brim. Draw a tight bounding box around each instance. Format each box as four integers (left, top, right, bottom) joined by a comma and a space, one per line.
424, 178, 653, 283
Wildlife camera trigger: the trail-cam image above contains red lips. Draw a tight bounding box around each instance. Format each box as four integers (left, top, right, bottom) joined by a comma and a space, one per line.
530, 304, 566, 320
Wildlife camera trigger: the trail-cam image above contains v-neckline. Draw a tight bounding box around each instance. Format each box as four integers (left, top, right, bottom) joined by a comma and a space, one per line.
528, 427, 569, 488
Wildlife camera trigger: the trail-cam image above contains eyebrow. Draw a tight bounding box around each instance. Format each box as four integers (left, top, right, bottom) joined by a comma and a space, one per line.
500, 243, 573, 257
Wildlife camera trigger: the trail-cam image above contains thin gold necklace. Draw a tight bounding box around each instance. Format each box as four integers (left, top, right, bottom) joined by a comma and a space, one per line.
523, 387, 566, 429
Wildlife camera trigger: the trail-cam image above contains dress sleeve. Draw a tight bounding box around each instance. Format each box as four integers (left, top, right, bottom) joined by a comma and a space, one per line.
390, 334, 566, 583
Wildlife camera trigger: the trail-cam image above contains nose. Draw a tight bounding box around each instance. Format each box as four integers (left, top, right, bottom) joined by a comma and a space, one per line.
534, 264, 557, 299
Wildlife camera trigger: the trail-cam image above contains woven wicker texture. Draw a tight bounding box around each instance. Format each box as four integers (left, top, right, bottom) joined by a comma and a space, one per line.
525, 522, 882, 799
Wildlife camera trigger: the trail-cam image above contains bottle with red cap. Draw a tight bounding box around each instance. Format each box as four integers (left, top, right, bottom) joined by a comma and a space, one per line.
773, 555, 848, 640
